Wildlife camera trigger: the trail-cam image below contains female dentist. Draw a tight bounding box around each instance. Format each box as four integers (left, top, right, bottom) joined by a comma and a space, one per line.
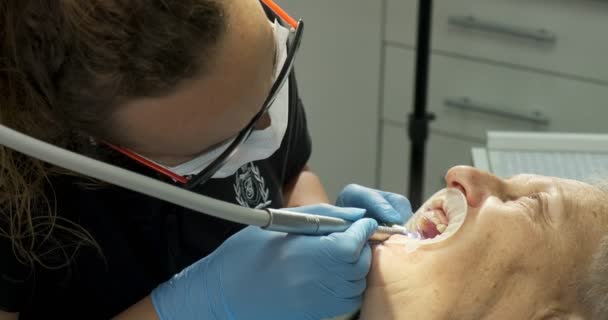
0, 0, 412, 319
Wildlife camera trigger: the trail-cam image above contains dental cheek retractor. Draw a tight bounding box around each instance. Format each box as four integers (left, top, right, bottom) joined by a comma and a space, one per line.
371, 188, 468, 251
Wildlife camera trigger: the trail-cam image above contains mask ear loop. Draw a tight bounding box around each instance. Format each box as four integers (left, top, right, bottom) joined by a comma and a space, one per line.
260, 0, 298, 29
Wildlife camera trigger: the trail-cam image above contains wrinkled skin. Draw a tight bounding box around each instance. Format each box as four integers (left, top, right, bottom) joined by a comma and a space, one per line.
361, 166, 607, 320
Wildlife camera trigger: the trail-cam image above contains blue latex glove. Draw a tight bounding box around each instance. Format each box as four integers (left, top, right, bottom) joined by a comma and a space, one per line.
151, 204, 378, 320
336, 184, 413, 225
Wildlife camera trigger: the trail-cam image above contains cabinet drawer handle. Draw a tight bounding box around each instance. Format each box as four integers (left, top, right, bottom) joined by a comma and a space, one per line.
448, 15, 557, 43
444, 97, 550, 125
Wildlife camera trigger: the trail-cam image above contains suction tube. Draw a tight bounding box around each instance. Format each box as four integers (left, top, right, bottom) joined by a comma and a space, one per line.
0, 125, 351, 235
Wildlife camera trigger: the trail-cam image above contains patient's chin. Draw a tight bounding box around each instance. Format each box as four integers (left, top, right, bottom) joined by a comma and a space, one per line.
360, 283, 442, 320
368, 243, 425, 287
368, 245, 391, 287
359, 288, 403, 320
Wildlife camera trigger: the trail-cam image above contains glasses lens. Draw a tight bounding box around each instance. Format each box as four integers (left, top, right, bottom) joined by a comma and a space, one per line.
264, 22, 302, 110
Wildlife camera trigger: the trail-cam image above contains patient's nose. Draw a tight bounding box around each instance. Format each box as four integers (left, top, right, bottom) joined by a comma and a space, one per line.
445, 166, 498, 208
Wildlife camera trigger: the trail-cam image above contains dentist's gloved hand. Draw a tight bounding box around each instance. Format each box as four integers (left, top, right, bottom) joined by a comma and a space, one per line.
336, 184, 413, 225
151, 204, 378, 320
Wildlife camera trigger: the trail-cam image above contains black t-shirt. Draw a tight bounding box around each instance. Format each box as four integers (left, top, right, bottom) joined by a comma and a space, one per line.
0, 74, 312, 319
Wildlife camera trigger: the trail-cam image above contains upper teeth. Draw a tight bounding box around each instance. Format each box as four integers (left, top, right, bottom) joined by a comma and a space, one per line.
428, 216, 440, 225
436, 224, 447, 233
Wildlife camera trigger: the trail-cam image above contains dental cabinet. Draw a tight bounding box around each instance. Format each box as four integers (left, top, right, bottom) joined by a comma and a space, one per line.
379, 0, 608, 199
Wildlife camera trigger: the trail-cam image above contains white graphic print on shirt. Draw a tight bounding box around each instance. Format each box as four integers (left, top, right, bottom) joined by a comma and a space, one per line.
233, 163, 271, 209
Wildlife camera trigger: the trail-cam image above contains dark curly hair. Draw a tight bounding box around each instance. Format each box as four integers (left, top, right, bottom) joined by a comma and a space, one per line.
0, 0, 226, 269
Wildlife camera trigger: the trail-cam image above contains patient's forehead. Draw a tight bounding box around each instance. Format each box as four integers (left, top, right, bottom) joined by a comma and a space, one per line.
509, 173, 593, 194
506, 174, 606, 221
507, 173, 557, 186
558, 178, 608, 224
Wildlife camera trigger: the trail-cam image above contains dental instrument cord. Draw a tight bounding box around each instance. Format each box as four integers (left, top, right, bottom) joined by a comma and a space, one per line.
0, 124, 409, 238
0, 124, 352, 235
0, 125, 268, 225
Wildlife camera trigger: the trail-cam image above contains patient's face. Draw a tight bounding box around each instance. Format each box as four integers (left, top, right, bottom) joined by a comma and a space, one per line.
362, 166, 608, 320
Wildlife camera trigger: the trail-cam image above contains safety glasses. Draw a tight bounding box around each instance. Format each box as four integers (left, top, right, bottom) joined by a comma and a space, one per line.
107, 0, 303, 189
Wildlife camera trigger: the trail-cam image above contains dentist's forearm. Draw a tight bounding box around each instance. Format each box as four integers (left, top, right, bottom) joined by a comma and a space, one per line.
112, 295, 159, 320
283, 165, 330, 207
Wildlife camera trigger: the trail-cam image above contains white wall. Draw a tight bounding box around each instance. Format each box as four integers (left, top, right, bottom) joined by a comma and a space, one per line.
278, 0, 383, 200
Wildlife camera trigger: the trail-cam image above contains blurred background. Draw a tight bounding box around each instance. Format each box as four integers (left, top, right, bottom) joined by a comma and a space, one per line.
279, 0, 608, 204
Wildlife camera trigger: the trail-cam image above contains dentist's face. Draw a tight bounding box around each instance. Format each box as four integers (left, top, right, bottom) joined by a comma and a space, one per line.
362, 166, 608, 319
111, 0, 277, 165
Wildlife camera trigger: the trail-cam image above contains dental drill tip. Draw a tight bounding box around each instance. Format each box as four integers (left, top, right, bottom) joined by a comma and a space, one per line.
370, 225, 408, 242
406, 231, 423, 239
375, 225, 406, 235
369, 225, 424, 243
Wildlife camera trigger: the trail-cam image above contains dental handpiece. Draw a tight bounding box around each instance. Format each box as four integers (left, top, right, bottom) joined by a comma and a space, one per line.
369, 225, 421, 243
264, 209, 420, 242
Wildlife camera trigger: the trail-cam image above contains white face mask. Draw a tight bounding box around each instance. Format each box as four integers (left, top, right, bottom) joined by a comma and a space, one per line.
151, 19, 291, 179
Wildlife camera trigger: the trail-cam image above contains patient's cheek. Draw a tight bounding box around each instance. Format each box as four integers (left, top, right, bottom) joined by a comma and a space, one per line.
368, 246, 390, 286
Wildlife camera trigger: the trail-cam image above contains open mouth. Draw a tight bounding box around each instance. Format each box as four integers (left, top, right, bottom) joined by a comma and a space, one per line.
385, 188, 467, 251
415, 198, 450, 239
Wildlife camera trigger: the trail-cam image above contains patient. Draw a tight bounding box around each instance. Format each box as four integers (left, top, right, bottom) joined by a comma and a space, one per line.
352, 166, 608, 319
